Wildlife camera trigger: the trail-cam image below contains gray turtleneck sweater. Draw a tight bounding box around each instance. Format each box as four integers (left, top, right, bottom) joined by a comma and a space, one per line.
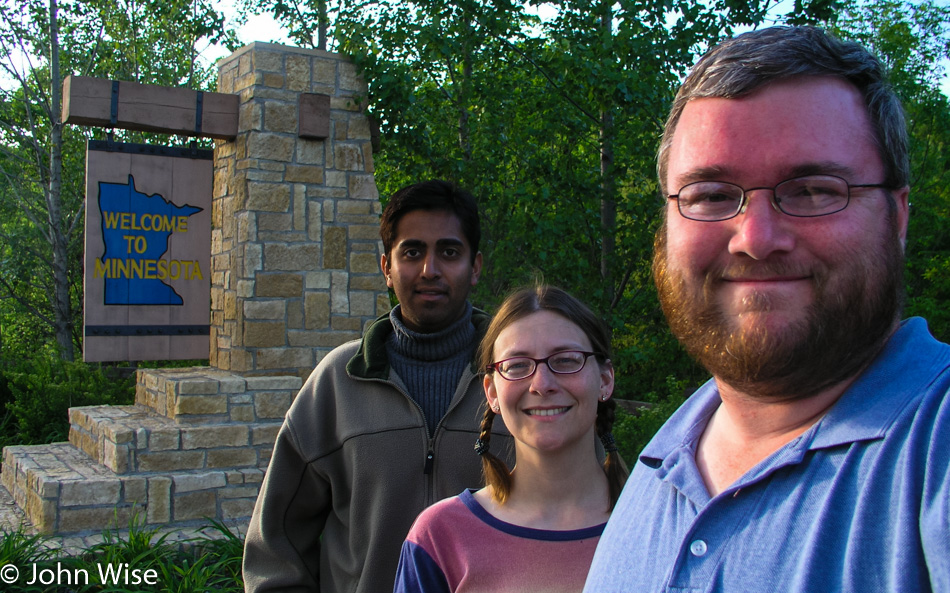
386, 302, 477, 436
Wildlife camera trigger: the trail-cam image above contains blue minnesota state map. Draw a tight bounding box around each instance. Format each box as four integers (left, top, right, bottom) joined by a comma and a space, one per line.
96, 175, 203, 306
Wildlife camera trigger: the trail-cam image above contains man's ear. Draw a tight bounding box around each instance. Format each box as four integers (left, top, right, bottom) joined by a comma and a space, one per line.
471, 251, 483, 286
894, 186, 910, 251
380, 253, 393, 288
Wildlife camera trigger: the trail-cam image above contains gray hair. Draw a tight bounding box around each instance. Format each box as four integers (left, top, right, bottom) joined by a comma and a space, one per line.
657, 26, 908, 195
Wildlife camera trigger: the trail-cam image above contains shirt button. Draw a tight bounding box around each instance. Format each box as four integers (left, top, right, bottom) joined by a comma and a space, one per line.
690, 540, 708, 557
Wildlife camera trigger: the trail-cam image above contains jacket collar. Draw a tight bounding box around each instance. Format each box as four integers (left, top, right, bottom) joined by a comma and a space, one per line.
346, 305, 491, 380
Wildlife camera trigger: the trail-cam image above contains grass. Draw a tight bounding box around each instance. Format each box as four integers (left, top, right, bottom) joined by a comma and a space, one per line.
0, 516, 244, 592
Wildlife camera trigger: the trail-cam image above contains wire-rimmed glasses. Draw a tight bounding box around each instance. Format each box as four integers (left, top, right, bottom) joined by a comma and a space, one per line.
668, 175, 890, 222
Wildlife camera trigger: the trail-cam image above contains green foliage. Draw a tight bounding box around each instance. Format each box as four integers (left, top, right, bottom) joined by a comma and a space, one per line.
613, 376, 697, 461
0, 355, 135, 447
0, 527, 57, 593
825, 1, 950, 342
0, 0, 239, 361
0, 517, 246, 592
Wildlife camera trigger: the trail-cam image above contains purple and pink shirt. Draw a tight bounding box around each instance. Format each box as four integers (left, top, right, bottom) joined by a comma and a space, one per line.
394, 489, 604, 593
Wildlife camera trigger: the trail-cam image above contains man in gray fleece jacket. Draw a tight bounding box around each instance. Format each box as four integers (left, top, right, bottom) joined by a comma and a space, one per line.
243, 180, 512, 593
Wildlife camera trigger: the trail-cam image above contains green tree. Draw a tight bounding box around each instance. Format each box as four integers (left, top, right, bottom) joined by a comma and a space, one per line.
827, 0, 950, 340
0, 0, 238, 360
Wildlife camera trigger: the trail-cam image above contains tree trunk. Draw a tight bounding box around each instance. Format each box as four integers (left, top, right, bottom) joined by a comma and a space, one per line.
48, 0, 74, 361
599, 3, 616, 308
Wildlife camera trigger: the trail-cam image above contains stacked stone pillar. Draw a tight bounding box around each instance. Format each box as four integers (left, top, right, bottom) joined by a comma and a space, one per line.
0, 43, 389, 539
213, 42, 390, 378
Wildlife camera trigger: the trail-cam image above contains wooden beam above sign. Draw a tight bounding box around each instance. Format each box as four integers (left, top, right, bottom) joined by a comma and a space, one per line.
62, 75, 239, 140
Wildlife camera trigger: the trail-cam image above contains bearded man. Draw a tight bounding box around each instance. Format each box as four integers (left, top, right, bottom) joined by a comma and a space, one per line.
584, 26, 949, 593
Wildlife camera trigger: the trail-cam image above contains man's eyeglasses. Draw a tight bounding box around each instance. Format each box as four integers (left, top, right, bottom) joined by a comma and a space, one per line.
486, 351, 602, 381
668, 175, 890, 222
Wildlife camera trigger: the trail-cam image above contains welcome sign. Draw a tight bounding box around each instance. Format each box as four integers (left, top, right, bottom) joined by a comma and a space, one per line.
83, 141, 211, 362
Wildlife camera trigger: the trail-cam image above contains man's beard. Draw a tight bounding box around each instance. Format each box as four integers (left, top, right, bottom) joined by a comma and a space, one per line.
653, 217, 905, 400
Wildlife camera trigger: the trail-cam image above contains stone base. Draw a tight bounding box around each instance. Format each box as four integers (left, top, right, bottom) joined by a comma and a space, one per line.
0, 367, 301, 536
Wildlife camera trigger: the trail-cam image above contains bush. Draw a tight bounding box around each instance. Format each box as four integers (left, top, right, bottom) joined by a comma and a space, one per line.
0, 517, 246, 592
613, 375, 698, 462
0, 355, 135, 447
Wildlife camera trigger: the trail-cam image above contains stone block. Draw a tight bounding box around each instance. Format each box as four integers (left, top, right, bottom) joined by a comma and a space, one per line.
177, 379, 221, 395
102, 440, 130, 474
297, 138, 325, 165
258, 212, 292, 231
137, 451, 205, 473
287, 300, 303, 329
350, 252, 380, 274
254, 392, 293, 419
286, 54, 310, 91
26, 490, 56, 533
253, 273, 302, 299
333, 144, 364, 171
331, 316, 362, 331
285, 164, 325, 184
148, 429, 181, 451
230, 405, 255, 422
294, 186, 307, 232
337, 200, 371, 215
207, 448, 258, 468
323, 227, 346, 269
60, 479, 121, 507
362, 143, 375, 174
252, 424, 282, 446
250, 48, 284, 72
256, 347, 313, 374
323, 171, 347, 189
348, 224, 382, 240
348, 173, 377, 199
246, 132, 294, 162
245, 300, 286, 320
173, 471, 227, 493
350, 275, 386, 291
306, 271, 332, 290
245, 376, 302, 390
246, 181, 290, 212
244, 321, 286, 348
349, 291, 375, 316
59, 506, 131, 534
261, 72, 285, 89
218, 485, 260, 500
176, 395, 228, 416
377, 294, 393, 315
339, 61, 367, 93
181, 425, 249, 450
265, 101, 297, 133
220, 497, 257, 520
173, 490, 216, 522
264, 243, 320, 271
147, 477, 171, 524
313, 58, 337, 85
347, 117, 372, 141
331, 271, 349, 313
305, 292, 331, 330
122, 477, 148, 504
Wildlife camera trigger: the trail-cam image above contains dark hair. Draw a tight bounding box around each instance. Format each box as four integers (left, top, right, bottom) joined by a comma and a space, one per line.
476, 284, 629, 510
658, 26, 908, 196
379, 180, 481, 264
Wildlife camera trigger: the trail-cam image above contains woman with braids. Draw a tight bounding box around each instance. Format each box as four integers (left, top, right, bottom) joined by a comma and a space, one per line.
393, 284, 629, 593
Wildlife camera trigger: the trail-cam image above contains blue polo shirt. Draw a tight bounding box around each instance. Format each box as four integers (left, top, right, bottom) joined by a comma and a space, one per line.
584, 318, 950, 593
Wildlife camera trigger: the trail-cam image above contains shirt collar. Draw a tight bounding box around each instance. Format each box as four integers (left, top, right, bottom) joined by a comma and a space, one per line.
640, 317, 949, 467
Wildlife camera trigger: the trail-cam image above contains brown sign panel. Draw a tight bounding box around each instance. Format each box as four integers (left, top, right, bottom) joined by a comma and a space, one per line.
83, 141, 212, 362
